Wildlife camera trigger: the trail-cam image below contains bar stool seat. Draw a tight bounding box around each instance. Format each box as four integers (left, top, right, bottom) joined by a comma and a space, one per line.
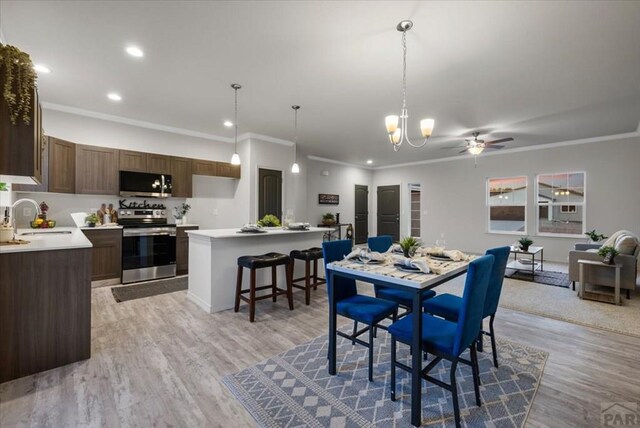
290, 247, 326, 305
235, 252, 293, 322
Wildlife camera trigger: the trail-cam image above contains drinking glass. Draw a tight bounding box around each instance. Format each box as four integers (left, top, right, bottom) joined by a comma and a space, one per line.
435, 233, 446, 250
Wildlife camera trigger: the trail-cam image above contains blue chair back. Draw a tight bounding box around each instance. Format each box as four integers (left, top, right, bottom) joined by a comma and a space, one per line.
367, 235, 393, 253
483, 246, 511, 317
453, 255, 494, 356
322, 240, 357, 302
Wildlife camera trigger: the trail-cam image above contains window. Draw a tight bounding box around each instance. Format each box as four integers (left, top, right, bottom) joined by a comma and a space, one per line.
487, 176, 527, 234
536, 172, 585, 237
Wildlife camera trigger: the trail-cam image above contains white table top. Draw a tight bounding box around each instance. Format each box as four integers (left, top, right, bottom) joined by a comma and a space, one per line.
186, 227, 328, 239
509, 245, 543, 255
0, 227, 93, 254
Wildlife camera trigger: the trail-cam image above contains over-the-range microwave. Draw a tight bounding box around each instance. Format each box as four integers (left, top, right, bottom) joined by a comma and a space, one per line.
119, 171, 172, 198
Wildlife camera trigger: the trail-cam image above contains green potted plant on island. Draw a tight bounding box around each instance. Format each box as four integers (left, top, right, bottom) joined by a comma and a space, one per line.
322, 212, 336, 226
585, 229, 608, 244
85, 213, 99, 227
597, 245, 619, 265
518, 236, 533, 252
399, 236, 421, 258
257, 214, 281, 228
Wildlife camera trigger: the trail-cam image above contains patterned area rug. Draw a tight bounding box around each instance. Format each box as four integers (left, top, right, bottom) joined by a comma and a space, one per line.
505, 270, 571, 288
223, 330, 548, 427
111, 276, 187, 302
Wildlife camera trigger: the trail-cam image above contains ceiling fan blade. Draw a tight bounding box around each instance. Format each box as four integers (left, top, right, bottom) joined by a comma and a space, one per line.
459, 148, 469, 154
440, 145, 465, 149
485, 137, 514, 145
484, 145, 504, 150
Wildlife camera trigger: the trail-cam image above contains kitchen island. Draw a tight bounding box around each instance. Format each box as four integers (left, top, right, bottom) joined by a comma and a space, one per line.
186, 227, 329, 313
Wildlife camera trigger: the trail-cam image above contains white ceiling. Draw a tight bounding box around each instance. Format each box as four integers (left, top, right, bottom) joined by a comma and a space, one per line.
2, 1, 640, 166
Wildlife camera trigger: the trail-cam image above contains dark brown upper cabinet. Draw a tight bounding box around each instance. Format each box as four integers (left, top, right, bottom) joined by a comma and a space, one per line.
216, 162, 241, 179
76, 145, 119, 195
148, 154, 171, 175
12, 136, 49, 192
119, 150, 147, 172
48, 138, 76, 194
171, 157, 193, 198
191, 159, 217, 176
0, 81, 43, 184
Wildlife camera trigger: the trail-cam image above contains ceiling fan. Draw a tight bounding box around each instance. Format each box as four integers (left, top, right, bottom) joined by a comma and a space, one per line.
443, 132, 515, 155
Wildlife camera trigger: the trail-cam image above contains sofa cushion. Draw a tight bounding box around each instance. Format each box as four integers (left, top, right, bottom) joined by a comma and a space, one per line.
615, 234, 638, 255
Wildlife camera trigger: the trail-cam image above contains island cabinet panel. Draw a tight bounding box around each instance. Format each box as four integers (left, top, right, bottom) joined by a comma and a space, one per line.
148, 154, 171, 175
171, 156, 192, 198
12, 135, 49, 192
48, 137, 76, 194
216, 161, 241, 179
76, 145, 119, 195
119, 150, 148, 172
176, 226, 199, 274
0, 247, 91, 383
192, 159, 217, 176
82, 229, 122, 280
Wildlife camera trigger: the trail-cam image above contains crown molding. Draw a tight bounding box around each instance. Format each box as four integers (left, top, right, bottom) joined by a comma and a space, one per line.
42, 102, 235, 143
243, 133, 294, 147
307, 155, 373, 170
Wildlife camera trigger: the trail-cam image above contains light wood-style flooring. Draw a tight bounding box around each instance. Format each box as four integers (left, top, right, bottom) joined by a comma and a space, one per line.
1, 280, 639, 427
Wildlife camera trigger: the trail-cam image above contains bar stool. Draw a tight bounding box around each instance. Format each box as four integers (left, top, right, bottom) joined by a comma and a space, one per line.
289, 247, 326, 305
234, 252, 294, 322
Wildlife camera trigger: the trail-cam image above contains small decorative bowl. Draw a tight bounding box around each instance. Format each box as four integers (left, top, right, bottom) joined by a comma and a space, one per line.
30, 220, 56, 229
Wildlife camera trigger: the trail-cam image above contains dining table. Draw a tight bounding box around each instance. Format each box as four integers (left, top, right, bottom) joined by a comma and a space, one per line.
325, 252, 472, 427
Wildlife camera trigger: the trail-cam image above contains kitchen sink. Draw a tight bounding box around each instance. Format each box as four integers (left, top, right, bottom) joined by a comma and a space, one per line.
20, 230, 73, 236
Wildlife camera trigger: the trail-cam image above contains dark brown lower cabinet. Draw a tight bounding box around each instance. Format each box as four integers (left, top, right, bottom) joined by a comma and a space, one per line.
82, 228, 122, 281
176, 226, 199, 275
0, 247, 91, 383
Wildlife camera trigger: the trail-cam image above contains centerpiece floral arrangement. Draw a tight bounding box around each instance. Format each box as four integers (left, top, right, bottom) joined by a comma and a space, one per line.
399, 236, 421, 258
257, 214, 281, 227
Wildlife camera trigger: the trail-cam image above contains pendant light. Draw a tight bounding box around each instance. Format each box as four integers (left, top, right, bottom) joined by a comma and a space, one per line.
230, 83, 241, 165
384, 20, 435, 152
291, 105, 300, 174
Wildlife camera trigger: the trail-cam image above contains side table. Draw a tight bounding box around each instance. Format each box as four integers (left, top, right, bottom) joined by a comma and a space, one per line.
577, 259, 622, 305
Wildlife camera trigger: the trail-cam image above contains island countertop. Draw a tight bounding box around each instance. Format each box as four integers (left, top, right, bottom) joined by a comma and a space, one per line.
186, 227, 329, 239
0, 227, 93, 254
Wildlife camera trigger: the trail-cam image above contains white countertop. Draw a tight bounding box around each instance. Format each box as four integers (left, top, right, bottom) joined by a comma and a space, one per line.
177, 224, 199, 228
0, 227, 93, 254
187, 227, 328, 239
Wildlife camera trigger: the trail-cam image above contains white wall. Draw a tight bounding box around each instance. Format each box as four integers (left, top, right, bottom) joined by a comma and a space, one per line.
306, 159, 373, 230
371, 137, 640, 262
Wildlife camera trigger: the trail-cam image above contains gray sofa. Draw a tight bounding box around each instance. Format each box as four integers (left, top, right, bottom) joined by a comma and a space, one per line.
568, 231, 640, 298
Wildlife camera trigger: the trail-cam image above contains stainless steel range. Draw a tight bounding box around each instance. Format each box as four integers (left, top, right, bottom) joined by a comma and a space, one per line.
118, 208, 176, 284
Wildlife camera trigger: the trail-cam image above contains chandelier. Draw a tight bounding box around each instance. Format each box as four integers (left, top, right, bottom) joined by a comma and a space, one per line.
230, 83, 241, 165
384, 20, 434, 152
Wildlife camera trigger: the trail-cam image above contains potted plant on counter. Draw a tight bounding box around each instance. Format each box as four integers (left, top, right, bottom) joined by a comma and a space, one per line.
257, 214, 281, 228
322, 212, 336, 226
597, 245, 619, 265
173, 203, 191, 225
399, 236, 420, 258
85, 213, 99, 227
518, 236, 533, 252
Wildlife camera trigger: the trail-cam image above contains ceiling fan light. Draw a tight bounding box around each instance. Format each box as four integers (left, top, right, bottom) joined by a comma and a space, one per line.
392, 128, 402, 144
230, 153, 241, 165
468, 146, 484, 155
385, 115, 399, 134
420, 118, 435, 138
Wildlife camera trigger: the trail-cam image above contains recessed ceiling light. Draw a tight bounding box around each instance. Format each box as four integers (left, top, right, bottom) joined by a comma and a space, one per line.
33, 64, 51, 74
107, 93, 122, 101
223, 120, 233, 127
125, 46, 144, 57
366, 159, 373, 164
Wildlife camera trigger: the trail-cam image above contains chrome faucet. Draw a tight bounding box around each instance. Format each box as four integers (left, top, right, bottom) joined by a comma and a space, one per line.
10, 199, 42, 236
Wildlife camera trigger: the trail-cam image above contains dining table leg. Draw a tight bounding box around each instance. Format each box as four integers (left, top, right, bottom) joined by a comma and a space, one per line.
410, 290, 423, 427
328, 269, 337, 376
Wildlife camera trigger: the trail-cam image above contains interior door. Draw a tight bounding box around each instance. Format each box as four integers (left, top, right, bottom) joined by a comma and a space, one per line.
354, 185, 369, 244
258, 168, 283, 221
377, 185, 400, 241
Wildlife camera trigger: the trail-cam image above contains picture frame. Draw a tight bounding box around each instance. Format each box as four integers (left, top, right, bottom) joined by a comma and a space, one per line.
318, 193, 339, 205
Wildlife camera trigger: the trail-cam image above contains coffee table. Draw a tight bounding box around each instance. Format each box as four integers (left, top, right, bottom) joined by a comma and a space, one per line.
506, 246, 544, 278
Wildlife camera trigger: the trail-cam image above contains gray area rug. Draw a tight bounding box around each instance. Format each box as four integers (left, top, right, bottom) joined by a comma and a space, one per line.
223, 330, 548, 427
111, 276, 187, 302
505, 270, 571, 288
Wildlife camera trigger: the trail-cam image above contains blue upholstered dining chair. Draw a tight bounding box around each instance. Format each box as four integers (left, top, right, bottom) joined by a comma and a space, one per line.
367, 235, 436, 314
423, 246, 510, 368
388, 254, 495, 428
322, 239, 399, 382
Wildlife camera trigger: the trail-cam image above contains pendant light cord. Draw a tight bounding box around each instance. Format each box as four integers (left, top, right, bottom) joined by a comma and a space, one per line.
401, 29, 407, 110
294, 107, 298, 161
234, 86, 238, 153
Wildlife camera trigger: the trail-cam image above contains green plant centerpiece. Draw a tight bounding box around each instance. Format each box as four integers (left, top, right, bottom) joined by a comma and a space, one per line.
322, 212, 336, 225
518, 236, 533, 252
257, 214, 281, 227
597, 245, 619, 264
85, 213, 99, 227
585, 229, 608, 243
399, 236, 421, 258
173, 202, 191, 220
0, 43, 37, 125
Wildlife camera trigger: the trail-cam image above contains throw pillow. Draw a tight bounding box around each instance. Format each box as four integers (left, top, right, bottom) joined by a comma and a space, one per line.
614, 234, 638, 255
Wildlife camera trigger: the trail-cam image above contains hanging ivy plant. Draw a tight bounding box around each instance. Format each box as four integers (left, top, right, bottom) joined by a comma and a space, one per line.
0, 43, 36, 125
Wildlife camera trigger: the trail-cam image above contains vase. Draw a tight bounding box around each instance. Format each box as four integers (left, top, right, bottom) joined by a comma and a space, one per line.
182, 214, 187, 225
521, 245, 530, 252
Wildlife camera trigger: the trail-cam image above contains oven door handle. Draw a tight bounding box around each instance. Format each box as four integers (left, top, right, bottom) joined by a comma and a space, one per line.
124, 231, 176, 237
